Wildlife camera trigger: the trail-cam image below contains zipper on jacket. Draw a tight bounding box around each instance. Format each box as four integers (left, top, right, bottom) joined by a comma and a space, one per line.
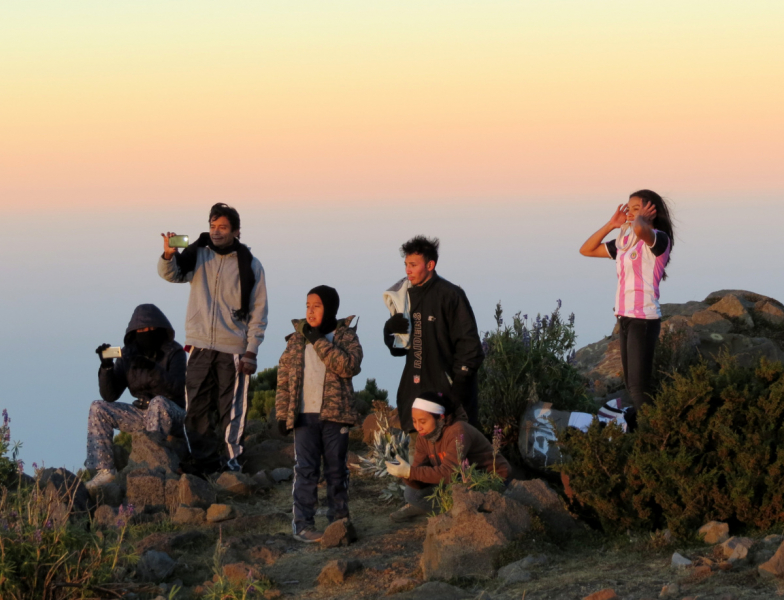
210, 255, 225, 348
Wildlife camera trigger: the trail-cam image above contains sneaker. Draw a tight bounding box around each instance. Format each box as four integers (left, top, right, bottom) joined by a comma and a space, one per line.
293, 528, 323, 543
222, 458, 242, 473
389, 503, 427, 522
86, 469, 116, 491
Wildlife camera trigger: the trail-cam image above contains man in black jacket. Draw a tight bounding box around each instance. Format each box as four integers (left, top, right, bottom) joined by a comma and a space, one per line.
383, 236, 484, 434
85, 304, 187, 490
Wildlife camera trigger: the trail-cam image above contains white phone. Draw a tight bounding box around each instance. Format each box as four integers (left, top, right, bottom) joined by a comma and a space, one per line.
101, 347, 122, 360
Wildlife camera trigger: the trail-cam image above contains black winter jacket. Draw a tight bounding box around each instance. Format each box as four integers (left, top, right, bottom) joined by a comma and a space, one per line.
384, 273, 484, 431
99, 304, 187, 408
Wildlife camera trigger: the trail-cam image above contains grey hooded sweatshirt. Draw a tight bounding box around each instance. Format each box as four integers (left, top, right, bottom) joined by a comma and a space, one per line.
158, 247, 268, 356
98, 304, 187, 408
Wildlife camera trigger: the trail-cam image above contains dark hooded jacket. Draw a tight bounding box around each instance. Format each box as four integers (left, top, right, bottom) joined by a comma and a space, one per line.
384, 273, 484, 432
98, 304, 187, 408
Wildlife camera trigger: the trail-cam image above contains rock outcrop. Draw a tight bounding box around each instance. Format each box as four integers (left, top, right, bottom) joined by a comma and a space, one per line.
575, 290, 784, 399
421, 485, 531, 580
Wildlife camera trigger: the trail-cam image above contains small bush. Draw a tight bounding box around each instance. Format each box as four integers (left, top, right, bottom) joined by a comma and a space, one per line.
557, 353, 784, 536
478, 301, 593, 462
354, 378, 389, 415
200, 533, 272, 599
0, 409, 22, 485
248, 367, 278, 421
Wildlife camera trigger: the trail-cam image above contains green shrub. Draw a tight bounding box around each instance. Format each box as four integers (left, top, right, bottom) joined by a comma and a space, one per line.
478, 301, 593, 461
557, 353, 784, 536
113, 431, 132, 455
0, 409, 21, 485
201, 533, 272, 599
248, 367, 278, 421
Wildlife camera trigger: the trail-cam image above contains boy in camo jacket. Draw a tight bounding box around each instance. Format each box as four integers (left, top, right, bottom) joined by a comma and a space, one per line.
275, 285, 363, 543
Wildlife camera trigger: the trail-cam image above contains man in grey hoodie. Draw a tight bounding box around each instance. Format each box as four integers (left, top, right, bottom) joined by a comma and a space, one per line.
86, 303, 187, 490
159, 203, 269, 474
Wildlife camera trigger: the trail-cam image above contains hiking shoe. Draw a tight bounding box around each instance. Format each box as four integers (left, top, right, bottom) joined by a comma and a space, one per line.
222, 458, 242, 473
293, 528, 323, 543
86, 469, 116, 491
389, 503, 426, 522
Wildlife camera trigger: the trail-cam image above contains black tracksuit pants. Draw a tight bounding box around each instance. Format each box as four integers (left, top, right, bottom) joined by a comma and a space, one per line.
618, 316, 661, 412
184, 348, 250, 468
292, 413, 350, 534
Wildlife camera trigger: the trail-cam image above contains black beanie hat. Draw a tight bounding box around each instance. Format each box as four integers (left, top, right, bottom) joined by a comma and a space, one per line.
308, 285, 340, 334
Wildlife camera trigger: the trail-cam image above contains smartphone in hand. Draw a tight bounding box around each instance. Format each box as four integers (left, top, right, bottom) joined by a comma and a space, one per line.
101, 347, 122, 359
168, 235, 189, 248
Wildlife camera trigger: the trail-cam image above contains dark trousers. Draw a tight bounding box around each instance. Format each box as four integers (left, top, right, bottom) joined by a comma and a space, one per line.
292, 413, 350, 534
184, 348, 250, 467
618, 316, 661, 412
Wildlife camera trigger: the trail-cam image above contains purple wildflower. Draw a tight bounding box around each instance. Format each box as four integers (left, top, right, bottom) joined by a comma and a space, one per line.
461, 458, 469, 469
34, 529, 42, 544
247, 585, 257, 594
557, 299, 562, 309
16, 460, 24, 473
481, 340, 489, 355
45, 519, 53, 530
522, 329, 530, 348
569, 312, 575, 326
2, 409, 9, 426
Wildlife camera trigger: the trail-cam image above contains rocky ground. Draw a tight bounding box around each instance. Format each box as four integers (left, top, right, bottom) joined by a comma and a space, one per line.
44, 289, 784, 599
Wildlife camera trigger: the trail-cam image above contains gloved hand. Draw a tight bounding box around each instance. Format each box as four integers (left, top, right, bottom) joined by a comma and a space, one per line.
385, 313, 409, 335
302, 324, 323, 345
385, 456, 411, 479
95, 343, 114, 369
450, 370, 473, 408
277, 419, 290, 436
130, 355, 156, 370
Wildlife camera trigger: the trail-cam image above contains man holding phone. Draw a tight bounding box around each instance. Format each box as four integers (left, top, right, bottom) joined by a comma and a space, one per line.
85, 304, 187, 491
159, 203, 269, 475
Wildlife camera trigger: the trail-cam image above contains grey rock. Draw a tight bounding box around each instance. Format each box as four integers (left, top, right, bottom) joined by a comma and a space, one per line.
505, 479, 580, 534
764, 534, 784, 545
388, 581, 472, 599
671, 552, 692, 569
172, 506, 206, 525
251, 470, 273, 489
137, 550, 175, 582
126, 468, 166, 512
661, 301, 709, 318
38, 467, 92, 518
497, 560, 532, 584
321, 518, 357, 548
757, 301, 784, 325
708, 294, 754, 328
698, 520, 729, 544
216, 472, 254, 496
129, 432, 180, 473
178, 474, 215, 508
271, 467, 293, 482
421, 485, 531, 581
659, 582, 680, 598
692, 310, 733, 333
317, 559, 363, 586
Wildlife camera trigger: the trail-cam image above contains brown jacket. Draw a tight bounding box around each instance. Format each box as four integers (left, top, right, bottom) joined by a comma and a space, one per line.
275, 316, 363, 429
407, 415, 510, 488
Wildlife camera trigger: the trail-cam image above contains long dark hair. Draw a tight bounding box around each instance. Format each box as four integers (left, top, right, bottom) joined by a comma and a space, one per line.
630, 189, 674, 279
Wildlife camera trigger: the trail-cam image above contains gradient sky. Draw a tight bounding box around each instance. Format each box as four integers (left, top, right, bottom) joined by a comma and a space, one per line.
2, 1, 783, 207
1, 2, 782, 469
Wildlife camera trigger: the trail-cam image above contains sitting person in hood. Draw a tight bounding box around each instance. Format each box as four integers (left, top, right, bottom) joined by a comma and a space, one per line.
85, 303, 187, 491
385, 391, 511, 522
275, 286, 363, 544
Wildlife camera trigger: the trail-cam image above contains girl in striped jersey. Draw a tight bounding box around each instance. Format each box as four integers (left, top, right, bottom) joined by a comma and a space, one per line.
580, 190, 674, 422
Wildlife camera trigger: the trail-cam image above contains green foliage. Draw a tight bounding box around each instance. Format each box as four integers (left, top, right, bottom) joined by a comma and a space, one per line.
426, 433, 506, 514
355, 378, 389, 406
248, 367, 278, 421
113, 431, 132, 455
202, 534, 272, 599
0, 481, 134, 599
354, 403, 408, 501
0, 409, 21, 485
478, 301, 593, 460
557, 353, 784, 536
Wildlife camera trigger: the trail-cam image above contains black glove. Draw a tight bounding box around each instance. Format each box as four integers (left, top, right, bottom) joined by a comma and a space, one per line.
130, 355, 156, 370
95, 343, 114, 369
450, 370, 473, 408
277, 419, 290, 436
385, 313, 409, 335
133, 398, 151, 410
302, 324, 323, 345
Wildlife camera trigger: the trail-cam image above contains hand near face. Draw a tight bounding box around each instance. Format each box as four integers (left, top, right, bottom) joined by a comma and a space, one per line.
608, 204, 628, 228
635, 201, 657, 225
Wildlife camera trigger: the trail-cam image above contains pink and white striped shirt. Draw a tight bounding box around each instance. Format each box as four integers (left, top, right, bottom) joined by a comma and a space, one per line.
605, 230, 671, 319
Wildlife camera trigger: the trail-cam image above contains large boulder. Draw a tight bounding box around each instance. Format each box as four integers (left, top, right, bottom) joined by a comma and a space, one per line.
129, 432, 181, 473
240, 439, 295, 474
505, 479, 581, 535
421, 485, 531, 580
126, 468, 178, 512
179, 473, 216, 508
38, 468, 92, 521
574, 290, 784, 397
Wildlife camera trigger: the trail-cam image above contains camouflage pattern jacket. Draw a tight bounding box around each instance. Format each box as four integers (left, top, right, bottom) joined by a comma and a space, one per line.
275, 316, 363, 429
